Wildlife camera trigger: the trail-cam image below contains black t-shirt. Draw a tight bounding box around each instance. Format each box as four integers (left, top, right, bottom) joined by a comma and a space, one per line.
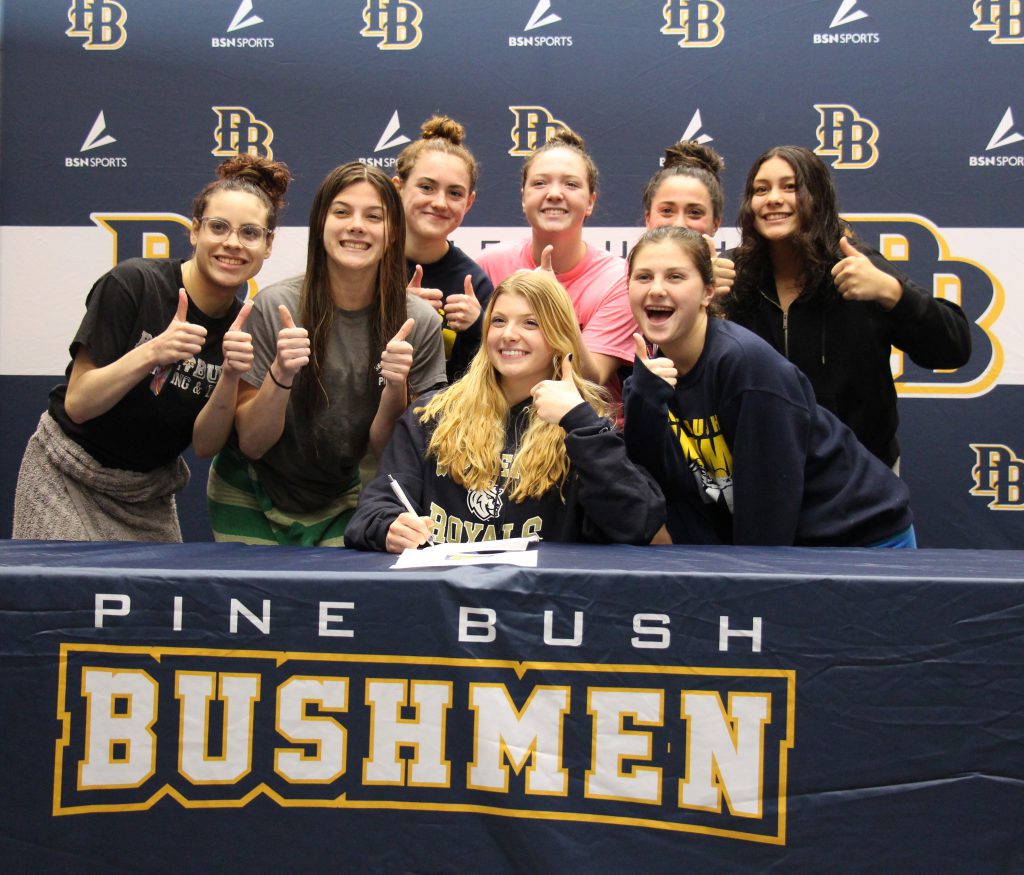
48, 258, 241, 471
406, 242, 493, 382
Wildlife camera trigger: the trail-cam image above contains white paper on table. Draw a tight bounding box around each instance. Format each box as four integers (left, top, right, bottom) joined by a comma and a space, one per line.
391, 536, 540, 569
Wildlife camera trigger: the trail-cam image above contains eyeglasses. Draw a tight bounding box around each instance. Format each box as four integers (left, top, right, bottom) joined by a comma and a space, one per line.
198, 217, 272, 247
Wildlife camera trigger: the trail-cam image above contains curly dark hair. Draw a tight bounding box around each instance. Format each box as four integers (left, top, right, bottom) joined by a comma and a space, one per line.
191, 154, 291, 229
732, 145, 853, 311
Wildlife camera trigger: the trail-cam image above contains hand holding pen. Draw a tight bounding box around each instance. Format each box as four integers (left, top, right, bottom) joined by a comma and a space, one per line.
385, 475, 436, 553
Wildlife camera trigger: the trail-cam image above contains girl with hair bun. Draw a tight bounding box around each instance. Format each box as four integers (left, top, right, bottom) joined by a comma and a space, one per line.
477, 127, 636, 404
208, 161, 446, 547
642, 140, 724, 236
394, 115, 493, 381
642, 139, 735, 296
13, 154, 291, 541
345, 270, 664, 552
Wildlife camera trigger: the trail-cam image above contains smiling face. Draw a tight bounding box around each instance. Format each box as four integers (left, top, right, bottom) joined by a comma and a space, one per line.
750, 156, 800, 243
189, 189, 272, 294
628, 238, 714, 362
521, 147, 596, 239
396, 151, 475, 247
645, 175, 719, 235
321, 181, 386, 278
486, 290, 556, 403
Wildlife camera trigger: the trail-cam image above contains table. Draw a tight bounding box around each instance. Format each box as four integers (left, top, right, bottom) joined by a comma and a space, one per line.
1, 541, 1022, 873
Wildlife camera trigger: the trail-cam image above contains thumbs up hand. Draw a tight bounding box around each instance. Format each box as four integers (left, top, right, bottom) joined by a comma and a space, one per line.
272, 304, 310, 384
831, 235, 902, 309
633, 333, 677, 388
221, 299, 254, 376
443, 274, 481, 333
407, 264, 444, 310
379, 318, 416, 386
704, 234, 736, 297
151, 289, 207, 367
531, 353, 585, 425
537, 244, 555, 273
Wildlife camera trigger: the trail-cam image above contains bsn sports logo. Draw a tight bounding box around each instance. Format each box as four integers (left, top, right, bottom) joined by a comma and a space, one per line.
661, 0, 725, 48
509, 1, 572, 47
814, 103, 879, 168
361, 0, 423, 50
508, 106, 570, 156
212, 107, 275, 159
812, 0, 879, 44
969, 107, 1024, 167
212, 0, 274, 48
971, 0, 1024, 44
66, 0, 127, 50
65, 112, 127, 168
358, 111, 410, 169
659, 111, 713, 167
970, 445, 1024, 509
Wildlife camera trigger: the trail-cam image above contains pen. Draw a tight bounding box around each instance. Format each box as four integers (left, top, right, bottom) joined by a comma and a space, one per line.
387, 475, 435, 545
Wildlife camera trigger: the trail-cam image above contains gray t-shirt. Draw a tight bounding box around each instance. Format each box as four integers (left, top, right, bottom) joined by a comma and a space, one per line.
243, 276, 446, 513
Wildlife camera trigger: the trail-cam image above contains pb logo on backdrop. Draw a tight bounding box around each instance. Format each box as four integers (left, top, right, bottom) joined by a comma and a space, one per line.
66, 0, 127, 50
970, 444, 1024, 510
971, 0, 1024, 44
661, 0, 725, 48
90, 213, 261, 298
508, 106, 569, 156
814, 104, 879, 168
843, 215, 1002, 397
211, 107, 274, 159
361, 0, 423, 50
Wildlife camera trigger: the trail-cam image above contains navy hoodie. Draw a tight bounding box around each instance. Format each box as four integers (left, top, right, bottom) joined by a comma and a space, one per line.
345, 392, 666, 550
624, 318, 912, 546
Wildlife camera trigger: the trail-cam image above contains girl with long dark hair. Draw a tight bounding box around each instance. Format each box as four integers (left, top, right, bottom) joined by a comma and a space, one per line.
209, 162, 446, 546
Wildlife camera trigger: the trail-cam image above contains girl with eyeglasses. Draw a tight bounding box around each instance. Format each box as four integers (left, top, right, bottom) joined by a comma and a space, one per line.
13, 155, 290, 541
208, 162, 447, 547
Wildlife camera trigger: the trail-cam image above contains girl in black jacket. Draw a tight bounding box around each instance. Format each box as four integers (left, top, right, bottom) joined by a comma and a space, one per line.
727, 145, 971, 468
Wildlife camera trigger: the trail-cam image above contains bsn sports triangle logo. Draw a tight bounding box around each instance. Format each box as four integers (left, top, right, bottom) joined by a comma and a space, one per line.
830, 0, 868, 29
986, 107, 1024, 151
525, 0, 561, 31
680, 110, 713, 145
81, 112, 117, 152
374, 111, 411, 152
228, 0, 263, 32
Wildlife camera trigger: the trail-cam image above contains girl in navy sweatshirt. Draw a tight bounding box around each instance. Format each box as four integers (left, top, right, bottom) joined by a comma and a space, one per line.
624, 226, 915, 547
346, 270, 665, 552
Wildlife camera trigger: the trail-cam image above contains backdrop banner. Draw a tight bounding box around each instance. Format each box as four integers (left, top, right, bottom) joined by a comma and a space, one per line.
1, 1, 1023, 546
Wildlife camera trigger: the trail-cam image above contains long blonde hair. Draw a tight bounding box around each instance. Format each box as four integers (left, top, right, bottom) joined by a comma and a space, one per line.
417, 272, 609, 501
